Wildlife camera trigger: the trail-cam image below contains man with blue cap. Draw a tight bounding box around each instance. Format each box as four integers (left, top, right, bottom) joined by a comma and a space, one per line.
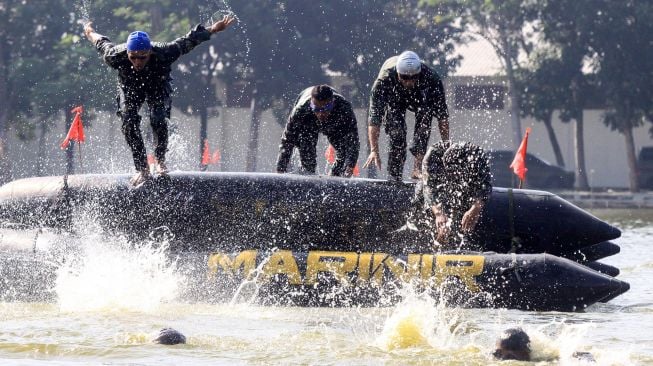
363, 51, 450, 181
84, 15, 236, 186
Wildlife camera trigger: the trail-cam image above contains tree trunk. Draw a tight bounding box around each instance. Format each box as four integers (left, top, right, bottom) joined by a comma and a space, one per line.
0, 25, 10, 181
150, 5, 163, 34
573, 113, 590, 190
501, 38, 523, 149
36, 120, 48, 176
542, 112, 565, 167
623, 124, 639, 193
246, 96, 262, 172
199, 105, 208, 171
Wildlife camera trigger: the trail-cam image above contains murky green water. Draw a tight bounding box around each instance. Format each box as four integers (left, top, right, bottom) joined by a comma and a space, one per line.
0, 209, 651, 365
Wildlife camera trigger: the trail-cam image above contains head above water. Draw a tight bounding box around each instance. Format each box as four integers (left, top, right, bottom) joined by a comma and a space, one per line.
493, 328, 531, 361
396, 51, 421, 88
126, 31, 152, 71
310, 85, 335, 122
153, 328, 186, 345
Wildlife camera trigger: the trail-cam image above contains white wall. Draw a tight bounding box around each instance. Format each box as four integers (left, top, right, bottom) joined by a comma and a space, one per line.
5, 102, 653, 188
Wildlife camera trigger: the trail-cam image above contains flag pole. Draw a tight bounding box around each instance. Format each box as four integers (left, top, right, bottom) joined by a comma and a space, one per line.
77, 141, 84, 173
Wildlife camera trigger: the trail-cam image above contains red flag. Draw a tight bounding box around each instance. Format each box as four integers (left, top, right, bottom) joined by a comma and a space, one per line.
211, 149, 221, 165
352, 163, 360, 177
510, 127, 532, 181
201, 139, 210, 166
60, 106, 85, 149
325, 144, 336, 164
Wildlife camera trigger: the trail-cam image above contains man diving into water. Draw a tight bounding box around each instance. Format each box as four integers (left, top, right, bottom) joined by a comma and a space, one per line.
419, 141, 492, 250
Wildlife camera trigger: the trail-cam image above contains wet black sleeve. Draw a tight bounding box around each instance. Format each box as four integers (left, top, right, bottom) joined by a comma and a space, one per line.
157, 24, 212, 63
329, 130, 359, 176
425, 76, 449, 121
422, 144, 447, 208
95, 36, 124, 69
368, 77, 392, 126
472, 152, 493, 202
276, 114, 302, 173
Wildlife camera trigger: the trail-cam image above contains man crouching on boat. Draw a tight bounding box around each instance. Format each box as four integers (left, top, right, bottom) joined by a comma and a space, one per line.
420, 141, 492, 249
276, 85, 359, 177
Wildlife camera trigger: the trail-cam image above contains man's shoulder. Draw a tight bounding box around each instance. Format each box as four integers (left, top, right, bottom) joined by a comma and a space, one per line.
420, 63, 442, 82
334, 94, 353, 109
374, 56, 399, 81
289, 90, 312, 120
381, 55, 399, 70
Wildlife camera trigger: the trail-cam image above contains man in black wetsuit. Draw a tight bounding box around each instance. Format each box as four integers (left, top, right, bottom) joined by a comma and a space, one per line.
83, 15, 236, 186
363, 51, 450, 181
276, 85, 359, 177
420, 141, 492, 249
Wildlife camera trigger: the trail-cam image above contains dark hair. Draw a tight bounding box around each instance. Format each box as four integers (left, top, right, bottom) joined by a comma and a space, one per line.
499, 328, 530, 352
311, 85, 334, 101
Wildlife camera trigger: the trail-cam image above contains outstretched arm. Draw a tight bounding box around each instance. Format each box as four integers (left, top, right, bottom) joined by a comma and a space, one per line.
207, 14, 237, 34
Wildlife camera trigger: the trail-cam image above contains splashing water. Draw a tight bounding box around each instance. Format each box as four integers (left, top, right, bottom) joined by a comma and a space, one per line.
373, 286, 476, 352
55, 234, 184, 313
75, 0, 93, 24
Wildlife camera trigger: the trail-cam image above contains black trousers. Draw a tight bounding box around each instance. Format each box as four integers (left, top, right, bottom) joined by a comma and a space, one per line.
294, 131, 358, 176
117, 87, 171, 172
384, 104, 433, 178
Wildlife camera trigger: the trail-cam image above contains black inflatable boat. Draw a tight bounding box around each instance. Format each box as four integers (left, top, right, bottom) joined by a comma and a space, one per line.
0, 173, 629, 310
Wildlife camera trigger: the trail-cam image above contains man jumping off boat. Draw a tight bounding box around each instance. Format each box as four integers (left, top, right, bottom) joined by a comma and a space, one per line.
84, 14, 236, 186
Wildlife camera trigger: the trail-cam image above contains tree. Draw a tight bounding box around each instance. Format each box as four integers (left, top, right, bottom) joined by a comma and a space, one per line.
537, 0, 603, 190
590, 1, 653, 192
0, 0, 111, 178
516, 55, 566, 167
422, 0, 538, 149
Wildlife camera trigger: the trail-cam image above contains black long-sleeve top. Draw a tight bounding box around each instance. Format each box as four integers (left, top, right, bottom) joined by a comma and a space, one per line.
94, 24, 212, 92
276, 87, 360, 175
368, 55, 449, 126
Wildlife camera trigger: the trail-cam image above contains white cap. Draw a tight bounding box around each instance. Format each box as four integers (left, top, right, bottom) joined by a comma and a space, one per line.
396, 51, 422, 76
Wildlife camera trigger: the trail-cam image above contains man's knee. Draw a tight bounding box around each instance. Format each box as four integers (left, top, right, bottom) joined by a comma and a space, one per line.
388, 127, 407, 150
120, 110, 141, 134
149, 105, 169, 128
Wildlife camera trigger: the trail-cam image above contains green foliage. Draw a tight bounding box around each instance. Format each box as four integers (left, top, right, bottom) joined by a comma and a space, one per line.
588, 1, 653, 134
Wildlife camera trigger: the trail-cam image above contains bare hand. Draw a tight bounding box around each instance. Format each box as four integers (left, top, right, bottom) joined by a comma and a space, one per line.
461, 202, 483, 232
83, 22, 95, 38
209, 14, 237, 34
431, 205, 450, 243
362, 151, 381, 170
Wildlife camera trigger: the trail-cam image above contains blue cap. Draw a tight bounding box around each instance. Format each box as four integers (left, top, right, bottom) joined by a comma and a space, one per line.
126, 31, 152, 52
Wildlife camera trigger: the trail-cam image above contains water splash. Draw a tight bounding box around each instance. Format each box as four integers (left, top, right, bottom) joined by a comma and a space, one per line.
373, 286, 475, 352
75, 0, 93, 24
55, 234, 184, 313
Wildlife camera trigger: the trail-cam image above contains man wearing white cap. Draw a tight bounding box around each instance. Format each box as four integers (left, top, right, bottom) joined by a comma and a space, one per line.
363, 51, 449, 181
